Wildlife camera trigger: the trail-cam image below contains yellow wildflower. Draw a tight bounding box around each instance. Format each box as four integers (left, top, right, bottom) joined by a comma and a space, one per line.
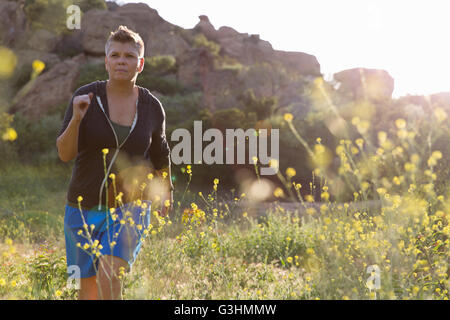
32, 59, 45, 74
283, 113, 293, 122
273, 187, 284, 198
433, 107, 447, 122
286, 167, 296, 178
395, 118, 406, 129
2, 128, 17, 141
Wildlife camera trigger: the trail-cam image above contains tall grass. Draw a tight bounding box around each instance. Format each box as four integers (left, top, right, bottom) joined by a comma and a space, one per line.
0, 80, 448, 300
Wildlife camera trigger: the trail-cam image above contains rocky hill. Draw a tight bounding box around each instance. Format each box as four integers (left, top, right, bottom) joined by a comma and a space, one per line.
1, 0, 448, 122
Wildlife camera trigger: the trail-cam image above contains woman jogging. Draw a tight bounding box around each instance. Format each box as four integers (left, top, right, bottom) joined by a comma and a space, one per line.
56, 25, 173, 300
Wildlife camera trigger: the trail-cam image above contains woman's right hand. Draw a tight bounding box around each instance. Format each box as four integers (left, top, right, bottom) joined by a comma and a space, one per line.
72, 92, 94, 121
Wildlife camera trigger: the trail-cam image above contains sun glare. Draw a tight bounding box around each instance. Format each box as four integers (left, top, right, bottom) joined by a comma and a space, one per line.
130, 0, 450, 98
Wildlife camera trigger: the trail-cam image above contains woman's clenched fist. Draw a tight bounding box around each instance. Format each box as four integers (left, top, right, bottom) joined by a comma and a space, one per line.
72, 92, 94, 121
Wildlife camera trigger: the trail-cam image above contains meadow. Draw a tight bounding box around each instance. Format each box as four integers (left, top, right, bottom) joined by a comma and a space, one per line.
0, 91, 448, 300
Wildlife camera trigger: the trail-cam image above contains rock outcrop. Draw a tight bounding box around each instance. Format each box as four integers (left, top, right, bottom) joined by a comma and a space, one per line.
81, 9, 136, 56
333, 68, 394, 101
0, 0, 27, 48
9, 54, 86, 119
5, 2, 325, 118
193, 15, 218, 42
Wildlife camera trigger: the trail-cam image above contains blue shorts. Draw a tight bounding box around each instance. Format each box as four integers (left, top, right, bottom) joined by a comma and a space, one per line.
64, 201, 151, 279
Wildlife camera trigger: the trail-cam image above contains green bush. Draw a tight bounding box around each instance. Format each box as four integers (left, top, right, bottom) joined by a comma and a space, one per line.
159, 92, 204, 132
74, 0, 107, 12
24, 0, 106, 35
12, 113, 62, 165
215, 55, 245, 75
10, 63, 33, 94
144, 55, 177, 76
137, 74, 185, 96
231, 211, 311, 267
27, 245, 72, 299
137, 56, 183, 95
24, 0, 73, 35
76, 62, 108, 88
173, 26, 195, 46
211, 108, 249, 130
193, 34, 220, 56
238, 89, 278, 121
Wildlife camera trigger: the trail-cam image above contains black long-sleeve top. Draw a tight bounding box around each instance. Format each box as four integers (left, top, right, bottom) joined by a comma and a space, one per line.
58, 80, 171, 210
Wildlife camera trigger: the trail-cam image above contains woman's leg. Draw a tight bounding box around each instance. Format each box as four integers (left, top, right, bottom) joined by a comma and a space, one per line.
97, 255, 128, 300
78, 276, 98, 300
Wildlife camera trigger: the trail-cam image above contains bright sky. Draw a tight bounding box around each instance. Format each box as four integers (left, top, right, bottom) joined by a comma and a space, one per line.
116, 0, 450, 98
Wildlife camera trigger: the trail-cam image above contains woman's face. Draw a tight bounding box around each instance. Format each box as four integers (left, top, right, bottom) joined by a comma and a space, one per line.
105, 41, 144, 82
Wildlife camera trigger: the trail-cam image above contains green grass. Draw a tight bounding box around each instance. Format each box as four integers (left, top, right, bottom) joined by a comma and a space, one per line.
0, 163, 71, 243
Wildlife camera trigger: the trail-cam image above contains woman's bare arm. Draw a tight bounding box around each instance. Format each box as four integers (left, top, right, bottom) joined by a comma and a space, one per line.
56, 117, 82, 162
56, 92, 93, 162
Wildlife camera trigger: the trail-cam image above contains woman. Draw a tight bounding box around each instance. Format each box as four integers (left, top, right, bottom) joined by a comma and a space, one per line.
56, 26, 173, 300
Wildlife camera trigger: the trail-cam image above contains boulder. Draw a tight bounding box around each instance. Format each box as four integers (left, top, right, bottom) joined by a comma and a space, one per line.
193, 15, 219, 42
81, 3, 173, 57
218, 36, 246, 60
14, 49, 61, 72
116, 3, 173, 56
81, 9, 136, 56
27, 28, 60, 52
106, 0, 119, 11
216, 26, 241, 39
9, 53, 86, 120
240, 63, 278, 98
146, 30, 190, 57
53, 30, 84, 57
176, 48, 215, 89
241, 36, 274, 65
0, 0, 27, 48
218, 33, 273, 65
202, 69, 243, 110
273, 51, 321, 76
334, 68, 394, 101
276, 81, 311, 118
430, 92, 450, 108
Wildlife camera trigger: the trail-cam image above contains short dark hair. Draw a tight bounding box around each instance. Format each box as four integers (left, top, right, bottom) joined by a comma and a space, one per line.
105, 25, 145, 57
